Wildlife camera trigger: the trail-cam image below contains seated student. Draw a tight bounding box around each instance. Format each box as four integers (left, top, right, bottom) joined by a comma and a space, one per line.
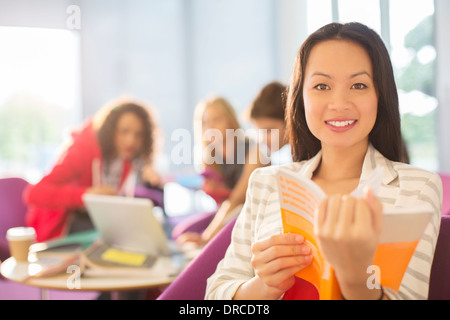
24, 97, 161, 242
246, 81, 292, 165
174, 96, 269, 246
205, 22, 442, 300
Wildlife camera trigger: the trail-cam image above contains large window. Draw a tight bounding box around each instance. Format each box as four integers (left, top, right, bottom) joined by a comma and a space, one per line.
0, 1, 440, 185
390, 0, 437, 171
306, 0, 438, 171
0, 26, 82, 183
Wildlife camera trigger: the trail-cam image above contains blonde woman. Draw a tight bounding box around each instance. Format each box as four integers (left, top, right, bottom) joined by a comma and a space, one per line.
174, 96, 268, 245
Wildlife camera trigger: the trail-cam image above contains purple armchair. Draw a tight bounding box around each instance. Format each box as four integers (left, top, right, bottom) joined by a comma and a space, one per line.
157, 217, 237, 300
0, 177, 29, 261
134, 185, 164, 209
429, 215, 450, 299
439, 173, 450, 216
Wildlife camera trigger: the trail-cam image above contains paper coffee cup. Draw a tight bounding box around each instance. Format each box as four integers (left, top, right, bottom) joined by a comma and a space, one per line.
6, 227, 36, 262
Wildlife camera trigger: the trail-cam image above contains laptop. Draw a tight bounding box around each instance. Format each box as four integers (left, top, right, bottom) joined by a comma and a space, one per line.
82, 194, 172, 260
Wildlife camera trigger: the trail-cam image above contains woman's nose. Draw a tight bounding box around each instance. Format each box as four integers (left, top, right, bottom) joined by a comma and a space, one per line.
328, 91, 352, 111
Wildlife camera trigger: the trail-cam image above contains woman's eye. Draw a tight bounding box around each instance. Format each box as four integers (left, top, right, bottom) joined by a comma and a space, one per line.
352, 83, 368, 90
314, 84, 329, 91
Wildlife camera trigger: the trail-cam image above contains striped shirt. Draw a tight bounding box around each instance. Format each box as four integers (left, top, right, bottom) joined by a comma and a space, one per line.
205, 144, 443, 300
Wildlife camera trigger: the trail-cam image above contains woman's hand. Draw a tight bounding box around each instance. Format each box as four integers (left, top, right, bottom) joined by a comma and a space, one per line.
314, 188, 383, 299
142, 165, 162, 187
176, 231, 206, 247
248, 233, 313, 299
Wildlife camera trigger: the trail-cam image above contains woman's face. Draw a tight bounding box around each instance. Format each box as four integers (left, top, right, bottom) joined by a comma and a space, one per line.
302, 40, 378, 151
202, 105, 233, 139
114, 112, 144, 159
251, 117, 287, 152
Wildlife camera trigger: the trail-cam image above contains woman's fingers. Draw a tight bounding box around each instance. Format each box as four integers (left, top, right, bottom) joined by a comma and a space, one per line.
314, 197, 328, 235
364, 187, 383, 236
322, 195, 342, 234
258, 257, 313, 288
354, 198, 371, 229
252, 234, 311, 266
252, 233, 305, 255
314, 191, 383, 279
255, 253, 313, 276
316, 191, 382, 239
251, 233, 313, 287
335, 195, 356, 238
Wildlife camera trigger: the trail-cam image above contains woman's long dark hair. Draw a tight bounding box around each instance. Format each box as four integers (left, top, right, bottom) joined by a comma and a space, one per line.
286, 22, 403, 162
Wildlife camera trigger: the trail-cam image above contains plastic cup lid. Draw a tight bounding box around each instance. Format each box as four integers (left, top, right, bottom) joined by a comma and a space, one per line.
6, 227, 36, 241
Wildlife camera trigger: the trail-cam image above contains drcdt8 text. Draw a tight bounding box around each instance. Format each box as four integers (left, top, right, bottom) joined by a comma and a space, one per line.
223, 304, 269, 315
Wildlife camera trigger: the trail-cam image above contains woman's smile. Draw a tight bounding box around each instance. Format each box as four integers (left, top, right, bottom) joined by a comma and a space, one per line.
325, 119, 358, 132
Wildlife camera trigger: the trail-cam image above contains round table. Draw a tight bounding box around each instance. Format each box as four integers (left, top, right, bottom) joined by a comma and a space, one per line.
1, 254, 186, 299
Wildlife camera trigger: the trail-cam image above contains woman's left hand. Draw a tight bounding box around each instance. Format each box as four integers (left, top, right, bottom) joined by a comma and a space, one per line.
176, 231, 206, 247
314, 188, 383, 288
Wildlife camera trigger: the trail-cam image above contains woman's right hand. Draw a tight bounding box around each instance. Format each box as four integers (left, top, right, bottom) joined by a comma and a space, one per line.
85, 185, 117, 196
249, 233, 313, 299
176, 231, 206, 247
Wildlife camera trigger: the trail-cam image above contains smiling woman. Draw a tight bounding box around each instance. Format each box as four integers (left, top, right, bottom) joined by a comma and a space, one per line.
302, 40, 378, 150
205, 22, 442, 301
305, 0, 439, 171
287, 23, 403, 164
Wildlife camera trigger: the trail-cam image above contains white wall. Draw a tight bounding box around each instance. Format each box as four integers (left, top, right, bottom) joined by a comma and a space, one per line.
77, 0, 303, 173
278, 0, 308, 83
0, 0, 306, 174
0, 0, 73, 28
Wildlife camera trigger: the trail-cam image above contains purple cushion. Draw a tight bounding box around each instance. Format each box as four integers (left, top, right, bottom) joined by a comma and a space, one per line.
429, 215, 450, 299
439, 173, 450, 216
0, 177, 28, 261
171, 211, 215, 240
158, 217, 237, 300
134, 185, 164, 208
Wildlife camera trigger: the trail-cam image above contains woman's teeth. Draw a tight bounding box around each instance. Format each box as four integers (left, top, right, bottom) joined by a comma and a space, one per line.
326, 120, 356, 127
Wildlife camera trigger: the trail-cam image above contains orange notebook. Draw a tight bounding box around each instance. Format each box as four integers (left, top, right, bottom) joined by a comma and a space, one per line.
277, 167, 432, 299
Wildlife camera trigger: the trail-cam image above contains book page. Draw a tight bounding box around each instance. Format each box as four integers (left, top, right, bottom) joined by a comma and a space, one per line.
381, 205, 433, 243
277, 168, 336, 298
277, 168, 325, 225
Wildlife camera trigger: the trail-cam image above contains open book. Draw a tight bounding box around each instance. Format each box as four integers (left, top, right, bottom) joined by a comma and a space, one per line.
277, 167, 433, 299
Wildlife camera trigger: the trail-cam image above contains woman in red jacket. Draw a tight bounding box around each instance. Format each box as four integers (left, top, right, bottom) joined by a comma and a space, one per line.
24, 98, 159, 242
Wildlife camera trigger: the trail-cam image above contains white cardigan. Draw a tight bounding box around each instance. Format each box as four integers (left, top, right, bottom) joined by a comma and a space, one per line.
205, 145, 443, 300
